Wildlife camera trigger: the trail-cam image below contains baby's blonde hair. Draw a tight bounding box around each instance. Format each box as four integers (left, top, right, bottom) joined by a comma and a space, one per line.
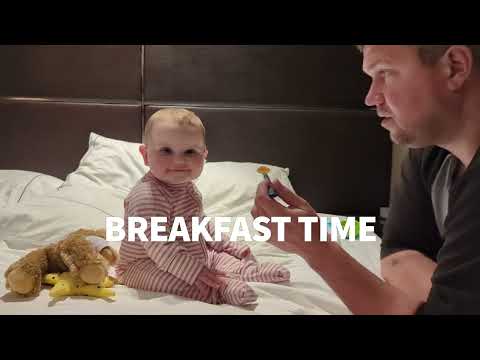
143, 108, 206, 144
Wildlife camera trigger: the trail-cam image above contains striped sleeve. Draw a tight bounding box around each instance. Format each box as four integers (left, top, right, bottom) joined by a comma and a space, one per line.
126, 183, 205, 285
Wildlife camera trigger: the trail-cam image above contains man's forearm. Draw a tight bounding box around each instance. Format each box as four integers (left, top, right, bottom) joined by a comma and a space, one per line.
381, 250, 437, 303
300, 242, 423, 315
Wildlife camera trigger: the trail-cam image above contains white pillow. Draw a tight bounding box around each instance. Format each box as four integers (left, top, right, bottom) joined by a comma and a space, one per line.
195, 162, 294, 217
0, 170, 63, 206
63, 133, 295, 216
1, 185, 124, 251
63, 133, 149, 198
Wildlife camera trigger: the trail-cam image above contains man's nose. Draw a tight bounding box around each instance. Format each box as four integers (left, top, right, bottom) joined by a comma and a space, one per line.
364, 85, 384, 108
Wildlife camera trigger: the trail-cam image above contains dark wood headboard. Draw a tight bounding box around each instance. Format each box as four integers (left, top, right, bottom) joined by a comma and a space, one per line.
0, 45, 391, 217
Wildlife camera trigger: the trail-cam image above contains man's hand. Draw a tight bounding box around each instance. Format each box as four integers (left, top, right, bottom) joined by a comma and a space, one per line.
251, 179, 322, 256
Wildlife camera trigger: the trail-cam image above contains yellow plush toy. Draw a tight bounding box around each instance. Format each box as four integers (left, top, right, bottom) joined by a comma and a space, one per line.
42, 272, 117, 299
4, 228, 118, 298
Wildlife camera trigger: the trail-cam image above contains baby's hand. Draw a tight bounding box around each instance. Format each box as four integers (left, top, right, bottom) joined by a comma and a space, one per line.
235, 245, 257, 262
239, 248, 251, 258
195, 268, 226, 297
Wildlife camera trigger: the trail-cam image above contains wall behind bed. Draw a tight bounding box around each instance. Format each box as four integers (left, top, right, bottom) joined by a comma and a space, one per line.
0, 45, 391, 220
0, 45, 143, 178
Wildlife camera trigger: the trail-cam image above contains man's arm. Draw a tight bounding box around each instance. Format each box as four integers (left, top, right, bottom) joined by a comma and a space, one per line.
302, 241, 423, 315
251, 179, 424, 315
381, 250, 437, 303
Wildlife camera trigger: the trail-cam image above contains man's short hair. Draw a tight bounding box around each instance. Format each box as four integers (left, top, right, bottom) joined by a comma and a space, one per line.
356, 45, 480, 67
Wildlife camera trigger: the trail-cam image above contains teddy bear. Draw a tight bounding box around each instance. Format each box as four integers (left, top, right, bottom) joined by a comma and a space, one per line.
4, 228, 118, 297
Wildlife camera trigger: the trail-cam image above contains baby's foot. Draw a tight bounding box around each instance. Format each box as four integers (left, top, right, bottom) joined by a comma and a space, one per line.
220, 279, 258, 305
240, 262, 291, 283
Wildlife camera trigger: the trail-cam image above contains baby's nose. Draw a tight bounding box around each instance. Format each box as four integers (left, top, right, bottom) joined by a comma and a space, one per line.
173, 154, 187, 163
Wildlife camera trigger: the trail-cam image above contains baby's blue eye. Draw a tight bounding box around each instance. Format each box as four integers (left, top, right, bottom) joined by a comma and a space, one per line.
185, 149, 197, 156
159, 148, 172, 155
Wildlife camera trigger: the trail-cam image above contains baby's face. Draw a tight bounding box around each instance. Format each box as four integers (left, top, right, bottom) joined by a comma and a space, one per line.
141, 121, 207, 185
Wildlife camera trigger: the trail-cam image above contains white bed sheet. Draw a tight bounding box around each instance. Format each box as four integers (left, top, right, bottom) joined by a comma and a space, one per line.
0, 180, 382, 315
0, 170, 63, 206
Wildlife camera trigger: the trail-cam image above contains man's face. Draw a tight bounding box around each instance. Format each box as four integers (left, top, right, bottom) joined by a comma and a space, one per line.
140, 121, 207, 185
362, 45, 451, 147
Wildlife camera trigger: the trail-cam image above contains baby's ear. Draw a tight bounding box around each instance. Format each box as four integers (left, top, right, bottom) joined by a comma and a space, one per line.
139, 144, 149, 166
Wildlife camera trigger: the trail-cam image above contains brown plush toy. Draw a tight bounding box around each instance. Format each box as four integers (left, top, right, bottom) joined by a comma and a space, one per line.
4, 228, 118, 297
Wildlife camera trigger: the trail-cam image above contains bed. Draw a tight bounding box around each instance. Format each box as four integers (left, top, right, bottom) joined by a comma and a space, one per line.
0, 45, 391, 315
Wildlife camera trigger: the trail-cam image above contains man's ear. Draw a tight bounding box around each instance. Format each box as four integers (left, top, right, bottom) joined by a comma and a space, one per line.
139, 144, 149, 166
441, 46, 473, 91
203, 147, 208, 160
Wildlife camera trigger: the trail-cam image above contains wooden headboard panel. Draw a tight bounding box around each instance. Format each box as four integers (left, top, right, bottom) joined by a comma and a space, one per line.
0, 45, 391, 217
0, 99, 142, 179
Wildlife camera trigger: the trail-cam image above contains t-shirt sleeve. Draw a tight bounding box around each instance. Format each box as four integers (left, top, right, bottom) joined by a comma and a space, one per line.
381, 149, 441, 261
416, 164, 480, 314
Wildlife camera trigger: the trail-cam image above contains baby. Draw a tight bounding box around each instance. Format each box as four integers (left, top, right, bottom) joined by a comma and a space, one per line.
115, 108, 290, 305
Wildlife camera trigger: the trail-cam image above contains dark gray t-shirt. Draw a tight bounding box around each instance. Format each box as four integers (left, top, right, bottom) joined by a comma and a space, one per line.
382, 146, 480, 314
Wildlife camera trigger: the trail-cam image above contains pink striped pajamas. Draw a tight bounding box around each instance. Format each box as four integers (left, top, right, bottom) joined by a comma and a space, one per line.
115, 171, 290, 305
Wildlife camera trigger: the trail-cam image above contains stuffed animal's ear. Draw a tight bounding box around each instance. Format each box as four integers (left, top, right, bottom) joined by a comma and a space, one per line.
100, 247, 118, 266
94, 229, 107, 239
60, 252, 79, 273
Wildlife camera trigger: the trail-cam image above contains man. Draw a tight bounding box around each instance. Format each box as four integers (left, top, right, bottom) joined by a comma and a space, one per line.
251, 45, 480, 314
